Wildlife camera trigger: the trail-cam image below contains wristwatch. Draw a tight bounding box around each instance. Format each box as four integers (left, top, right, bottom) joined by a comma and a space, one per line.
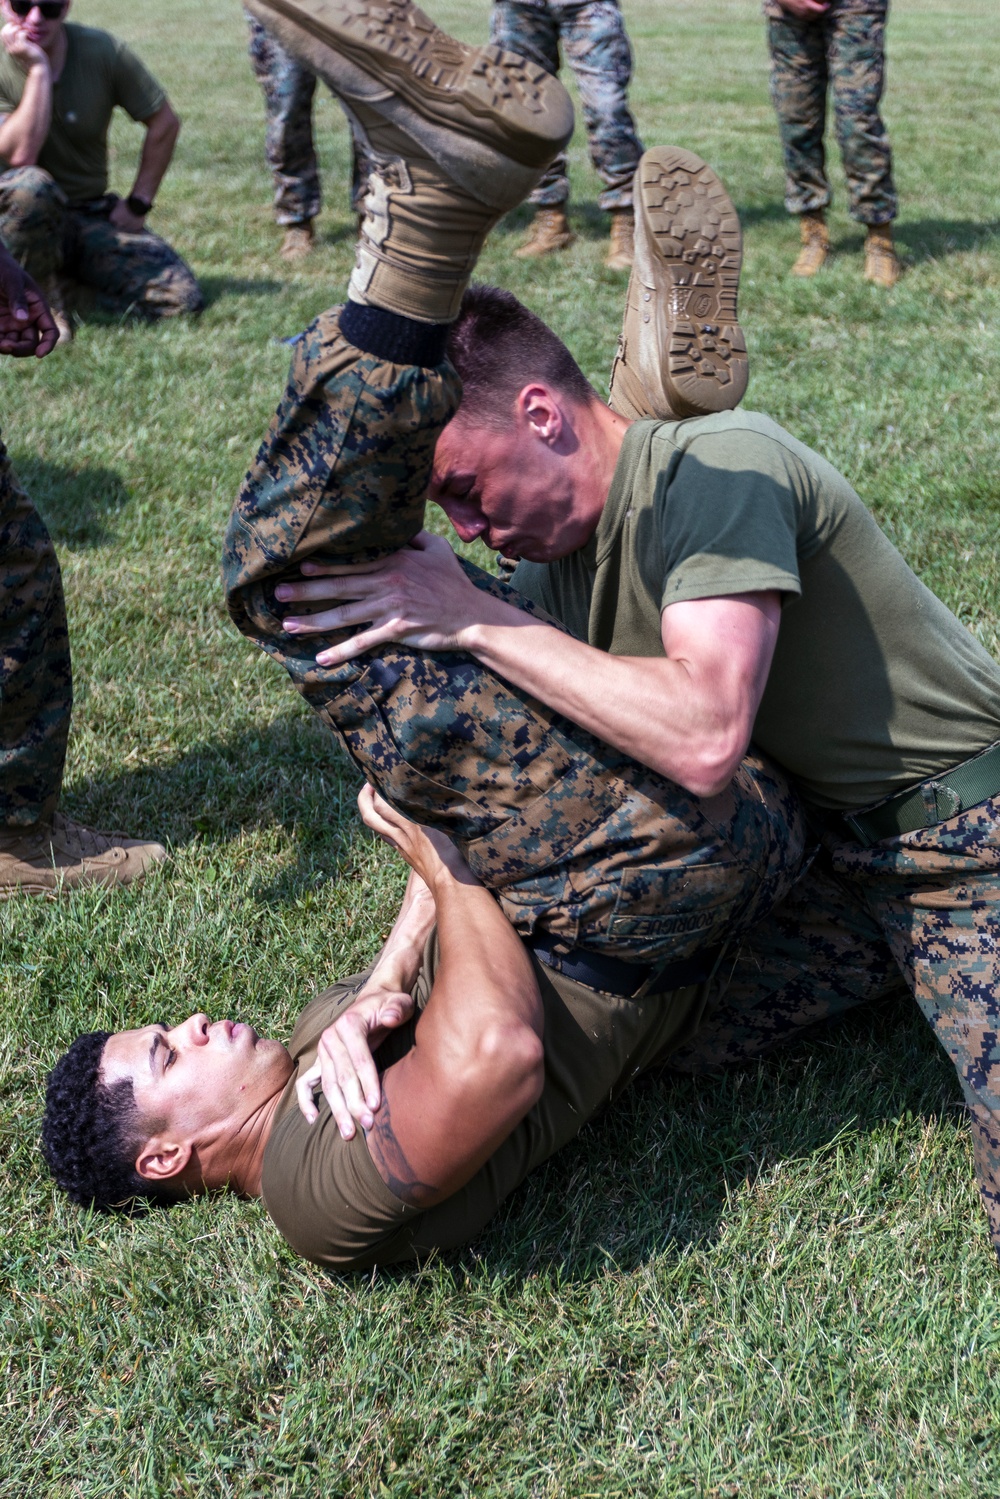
125, 193, 152, 218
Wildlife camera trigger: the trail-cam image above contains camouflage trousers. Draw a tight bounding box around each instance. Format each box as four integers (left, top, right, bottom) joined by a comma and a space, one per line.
672, 798, 1000, 1257
766, 2, 897, 225
489, 0, 644, 211
0, 167, 203, 319
245, 9, 372, 226
223, 311, 807, 965
0, 432, 71, 828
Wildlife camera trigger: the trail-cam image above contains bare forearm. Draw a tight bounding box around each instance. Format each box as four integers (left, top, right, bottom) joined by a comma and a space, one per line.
366, 868, 435, 995
0, 64, 51, 165
461, 606, 743, 795
131, 106, 179, 203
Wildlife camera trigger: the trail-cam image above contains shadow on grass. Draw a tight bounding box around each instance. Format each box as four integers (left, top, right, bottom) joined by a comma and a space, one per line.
17, 457, 132, 549
64, 712, 370, 901
460, 991, 961, 1284
198, 274, 285, 307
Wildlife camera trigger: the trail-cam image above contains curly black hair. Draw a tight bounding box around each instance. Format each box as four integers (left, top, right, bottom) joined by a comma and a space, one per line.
41, 1031, 166, 1213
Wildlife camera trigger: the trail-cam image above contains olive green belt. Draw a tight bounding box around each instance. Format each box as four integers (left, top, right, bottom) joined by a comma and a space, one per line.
839, 739, 1000, 848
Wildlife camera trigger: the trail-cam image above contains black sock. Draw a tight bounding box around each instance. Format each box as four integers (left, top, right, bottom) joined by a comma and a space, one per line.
339, 300, 450, 367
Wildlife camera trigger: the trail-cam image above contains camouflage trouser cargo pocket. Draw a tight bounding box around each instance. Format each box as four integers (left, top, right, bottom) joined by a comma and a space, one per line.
224, 311, 809, 965
672, 791, 1000, 1258
0, 432, 72, 826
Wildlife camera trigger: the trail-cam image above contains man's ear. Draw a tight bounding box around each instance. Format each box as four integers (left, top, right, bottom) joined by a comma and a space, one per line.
516, 383, 563, 445
135, 1138, 192, 1184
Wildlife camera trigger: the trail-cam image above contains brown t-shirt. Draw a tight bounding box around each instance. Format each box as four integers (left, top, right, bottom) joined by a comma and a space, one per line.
261, 940, 706, 1270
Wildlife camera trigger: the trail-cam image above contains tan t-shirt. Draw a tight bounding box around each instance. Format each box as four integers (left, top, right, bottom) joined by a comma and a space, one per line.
512, 414, 1000, 811
0, 24, 165, 203
261, 940, 706, 1270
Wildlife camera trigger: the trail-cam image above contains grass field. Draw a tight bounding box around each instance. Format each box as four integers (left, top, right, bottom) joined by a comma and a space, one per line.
2, 0, 1000, 1493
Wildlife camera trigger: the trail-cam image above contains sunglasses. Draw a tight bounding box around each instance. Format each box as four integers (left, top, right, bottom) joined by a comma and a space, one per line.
9, 1, 68, 16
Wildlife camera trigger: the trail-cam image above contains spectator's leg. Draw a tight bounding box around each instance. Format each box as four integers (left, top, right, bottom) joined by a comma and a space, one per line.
247, 8, 324, 260
827, 3, 899, 286
490, 0, 574, 255
0, 166, 68, 283
767, 13, 831, 218
66, 208, 203, 321
0, 433, 72, 830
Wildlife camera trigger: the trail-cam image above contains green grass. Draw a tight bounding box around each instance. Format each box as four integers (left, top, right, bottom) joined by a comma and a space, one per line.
2, 0, 1000, 1492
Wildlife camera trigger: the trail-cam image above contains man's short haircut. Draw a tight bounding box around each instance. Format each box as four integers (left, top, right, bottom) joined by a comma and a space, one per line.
446, 284, 595, 429
42, 1032, 166, 1214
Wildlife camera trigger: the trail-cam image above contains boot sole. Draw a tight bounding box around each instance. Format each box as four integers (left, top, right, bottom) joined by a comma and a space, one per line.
246, 0, 574, 171
611, 147, 747, 420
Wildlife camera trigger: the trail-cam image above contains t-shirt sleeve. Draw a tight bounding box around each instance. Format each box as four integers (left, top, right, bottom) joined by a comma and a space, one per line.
658, 430, 803, 610
262, 1103, 425, 1270
110, 39, 166, 122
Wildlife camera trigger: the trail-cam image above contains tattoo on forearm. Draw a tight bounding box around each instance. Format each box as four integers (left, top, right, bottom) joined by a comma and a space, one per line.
366, 1093, 438, 1207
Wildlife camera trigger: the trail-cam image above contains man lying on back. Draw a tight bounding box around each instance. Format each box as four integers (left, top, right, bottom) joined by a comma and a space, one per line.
42, 788, 717, 1271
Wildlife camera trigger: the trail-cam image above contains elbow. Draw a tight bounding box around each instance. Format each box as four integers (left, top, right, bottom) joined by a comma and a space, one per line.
474, 1021, 545, 1113
6, 144, 38, 169
667, 729, 750, 800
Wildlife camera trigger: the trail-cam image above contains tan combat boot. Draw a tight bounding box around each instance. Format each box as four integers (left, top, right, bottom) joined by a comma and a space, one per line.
604, 206, 634, 270
244, 0, 574, 322
280, 220, 316, 260
609, 146, 747, 421
0, 812, 167, 897
791, 211, 828, 277
864, 223, 901, 288
514, 205, 575, 259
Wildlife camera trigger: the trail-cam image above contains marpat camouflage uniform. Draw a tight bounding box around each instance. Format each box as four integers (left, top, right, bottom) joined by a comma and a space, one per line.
671, 800, 1000, 1258
763, 0, 897, 225
245, 9, 373, 226
223, 309, 807, 967
0, 166, 203, 319
489, 0, 644, 212
0, 432, 71, 827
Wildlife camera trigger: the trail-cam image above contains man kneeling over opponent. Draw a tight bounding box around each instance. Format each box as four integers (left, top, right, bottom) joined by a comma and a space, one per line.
42, 789, 728, 1271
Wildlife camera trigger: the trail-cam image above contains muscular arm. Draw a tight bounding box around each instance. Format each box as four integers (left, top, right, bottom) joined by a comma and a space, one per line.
0, 29, 52, 166
109, 101, 179, 231
358, 790, 545, 1208
278, 535, 781, 797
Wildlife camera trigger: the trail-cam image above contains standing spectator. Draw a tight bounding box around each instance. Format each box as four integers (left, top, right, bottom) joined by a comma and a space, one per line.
0, 0, 202, 341
0, 245, 166, 894
764, 0, 900, 287
246, 9, 371, 262
489, 0, 643, 269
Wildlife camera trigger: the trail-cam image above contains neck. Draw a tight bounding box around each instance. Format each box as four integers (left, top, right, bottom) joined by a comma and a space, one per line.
196, 1086, 287, 1200
572, 397, 632, 534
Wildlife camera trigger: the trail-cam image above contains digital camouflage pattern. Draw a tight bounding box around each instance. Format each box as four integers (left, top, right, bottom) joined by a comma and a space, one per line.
246, 8, 372, 225
489, 0, 643, 211
672, 798, 1000, 1257
0, 432, 72, 827
0, 166, 203, 319
223, 310, 807, 965
764, 0, 896, 225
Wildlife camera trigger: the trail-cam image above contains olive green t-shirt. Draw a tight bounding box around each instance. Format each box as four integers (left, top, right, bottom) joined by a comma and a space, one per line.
261, 941, 706, 1271
0, 24, 165, 203
512, 413, 1000, 811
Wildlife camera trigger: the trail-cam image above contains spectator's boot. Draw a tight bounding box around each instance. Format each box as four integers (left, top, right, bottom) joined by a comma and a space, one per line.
244, 0, 574, 321
514, 205, 576, 259
863, 223, 901, 289
608, 147, 747, 421
0, 812, 167, 897
604, 206, 634, 270
791, 210, 828, 277
280, 220, 316, 260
